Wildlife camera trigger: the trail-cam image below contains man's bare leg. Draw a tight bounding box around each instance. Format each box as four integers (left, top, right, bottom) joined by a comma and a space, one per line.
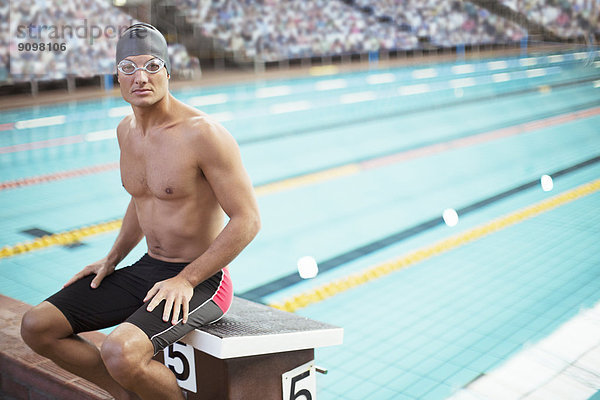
101, 323, 184, 400
21, 301, 139, 400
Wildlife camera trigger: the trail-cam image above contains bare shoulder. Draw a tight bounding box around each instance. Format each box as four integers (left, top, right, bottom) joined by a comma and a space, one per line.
116, 114, 133, 145
182, 110, 238, 154
177, 113, 241, 172
170, 99, 241, 168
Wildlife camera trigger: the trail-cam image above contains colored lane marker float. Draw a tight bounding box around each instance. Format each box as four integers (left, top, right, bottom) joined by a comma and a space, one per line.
2, 105, 600, 259
3, 105, 600, 195
269, 178, 600, 313
0, 220, 122, 259
0, 163, 119, 191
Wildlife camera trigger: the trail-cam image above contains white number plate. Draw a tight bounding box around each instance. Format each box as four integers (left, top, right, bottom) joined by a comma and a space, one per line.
282, 360, 316, 400
163, 341, 197, 393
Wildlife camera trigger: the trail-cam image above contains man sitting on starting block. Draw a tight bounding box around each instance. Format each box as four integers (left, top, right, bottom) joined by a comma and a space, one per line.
21, 23, 261, 400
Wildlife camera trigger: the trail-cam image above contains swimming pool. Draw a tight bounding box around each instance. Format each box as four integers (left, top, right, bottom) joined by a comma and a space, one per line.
1, 49, 599, 399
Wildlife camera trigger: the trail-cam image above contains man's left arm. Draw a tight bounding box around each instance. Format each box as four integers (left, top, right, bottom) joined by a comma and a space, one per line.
145, 120, 261, 324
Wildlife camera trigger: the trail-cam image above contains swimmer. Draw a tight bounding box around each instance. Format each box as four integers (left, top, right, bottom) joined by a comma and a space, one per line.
20, 23, 261, 400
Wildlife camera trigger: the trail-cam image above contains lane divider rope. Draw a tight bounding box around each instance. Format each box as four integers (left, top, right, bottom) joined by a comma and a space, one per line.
0, 163, 119, 190
0, 220, 122, 259
2, 105, 599, 259
268, 178, 600, 313
3, 106, 600, 193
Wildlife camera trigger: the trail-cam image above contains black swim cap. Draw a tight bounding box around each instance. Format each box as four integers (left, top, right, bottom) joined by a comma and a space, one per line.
116, 23, 171, 75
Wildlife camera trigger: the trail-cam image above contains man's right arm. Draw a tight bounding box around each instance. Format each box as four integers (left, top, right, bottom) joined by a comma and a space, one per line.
63, 198, 144, 288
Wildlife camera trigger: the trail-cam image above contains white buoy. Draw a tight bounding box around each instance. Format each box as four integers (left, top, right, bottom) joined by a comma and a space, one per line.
541, 175, 554, 192
443, 208, 459, 227
297, 256, 319, 279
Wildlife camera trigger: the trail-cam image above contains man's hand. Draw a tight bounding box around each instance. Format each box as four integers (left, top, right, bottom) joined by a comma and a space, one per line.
144, 276, 195, 325
63, 257, 115, 289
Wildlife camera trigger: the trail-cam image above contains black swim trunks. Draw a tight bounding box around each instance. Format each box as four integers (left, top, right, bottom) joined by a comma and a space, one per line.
46, 253, 233, 354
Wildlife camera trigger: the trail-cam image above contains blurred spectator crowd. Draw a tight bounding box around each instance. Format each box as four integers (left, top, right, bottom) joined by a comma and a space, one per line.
1, 0, 198, 83
1, 0, 597, 84
178, 0, 596, 61
352, 0, 526, 47
176, 0, 418, 61
499, 0, 599, 39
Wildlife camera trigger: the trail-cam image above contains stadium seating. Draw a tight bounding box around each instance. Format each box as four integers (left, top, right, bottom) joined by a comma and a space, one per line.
172, 0, 419, 62
1, 0, 596, 86
352, 0, 527, 46
173, 0, 529, 62
499, 0, 599, 39
3, 0, 198, 83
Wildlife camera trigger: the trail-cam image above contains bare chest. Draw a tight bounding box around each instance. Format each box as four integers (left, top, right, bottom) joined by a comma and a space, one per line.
120, 136, 200, 199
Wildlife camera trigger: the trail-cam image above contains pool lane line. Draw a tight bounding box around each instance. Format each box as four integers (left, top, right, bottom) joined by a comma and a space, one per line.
239, 155, 600, 303
0, 220, 122, 259
236, 75, 600, 146
0, 120, 599, 259
0, 128, 116, 155
1, 72, 598, 156
267, 177, 600, 313
0, 151, 598, 266
21, 227, 85, 248
257, 103, 600, 196
3, 103, 600, 194
0, 123, 14, 131
0, 162, 119, 191
0, 135, 86, 154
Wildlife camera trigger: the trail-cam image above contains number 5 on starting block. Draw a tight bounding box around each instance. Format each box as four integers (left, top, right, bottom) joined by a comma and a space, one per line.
282, 360, 316, 400
163, 342, 197, 393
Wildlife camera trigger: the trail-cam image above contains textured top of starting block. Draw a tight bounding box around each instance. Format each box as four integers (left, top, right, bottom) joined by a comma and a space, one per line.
182, 297, 343, 359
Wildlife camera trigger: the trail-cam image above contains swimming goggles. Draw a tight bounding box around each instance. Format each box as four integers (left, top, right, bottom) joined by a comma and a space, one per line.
117, 58, 165, 75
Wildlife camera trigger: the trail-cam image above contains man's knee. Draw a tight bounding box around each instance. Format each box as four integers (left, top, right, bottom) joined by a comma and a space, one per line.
21, 302, 72, 351
101, 324, 152, 386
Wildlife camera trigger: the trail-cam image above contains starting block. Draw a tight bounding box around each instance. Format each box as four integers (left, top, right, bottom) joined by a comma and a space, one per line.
153, 297, 344, 399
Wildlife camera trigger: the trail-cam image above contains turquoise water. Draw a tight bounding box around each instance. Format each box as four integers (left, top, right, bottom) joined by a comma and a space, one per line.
1, 49, 599, 399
